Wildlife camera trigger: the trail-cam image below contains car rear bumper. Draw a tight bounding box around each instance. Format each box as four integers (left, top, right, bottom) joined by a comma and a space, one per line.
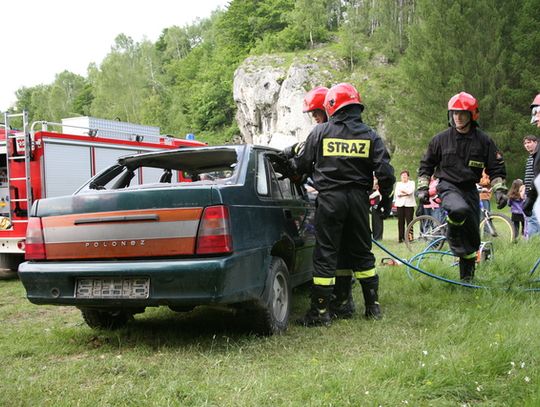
19, 249, 268, 307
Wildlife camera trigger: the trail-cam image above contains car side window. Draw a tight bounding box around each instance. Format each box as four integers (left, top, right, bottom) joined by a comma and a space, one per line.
268, 166, 283, 199
276, 172, 295, 199
256, 151, 298, 200
256, 153, 269, 195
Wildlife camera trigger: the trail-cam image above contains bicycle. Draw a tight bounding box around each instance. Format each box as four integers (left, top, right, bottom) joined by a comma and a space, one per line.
405, 199, 515, 252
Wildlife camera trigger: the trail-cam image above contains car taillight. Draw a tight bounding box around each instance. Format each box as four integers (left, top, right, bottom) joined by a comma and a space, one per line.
25, 217, 46, 260
196, 205, 233, 255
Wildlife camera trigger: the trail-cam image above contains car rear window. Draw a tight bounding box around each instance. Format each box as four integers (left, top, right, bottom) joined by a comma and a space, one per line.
79, 146, 242, 192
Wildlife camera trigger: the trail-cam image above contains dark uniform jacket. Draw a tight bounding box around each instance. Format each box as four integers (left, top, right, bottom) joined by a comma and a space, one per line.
526, 145, 540, 203
291, 105, 395, 194
418, 127, 506, 187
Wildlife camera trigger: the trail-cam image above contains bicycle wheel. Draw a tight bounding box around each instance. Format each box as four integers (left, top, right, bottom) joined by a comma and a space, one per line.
405, 215, 447, 252
479, 213, 515, 245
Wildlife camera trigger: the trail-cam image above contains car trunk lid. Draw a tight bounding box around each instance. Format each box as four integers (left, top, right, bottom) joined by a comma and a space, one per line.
34, 188, 223, 260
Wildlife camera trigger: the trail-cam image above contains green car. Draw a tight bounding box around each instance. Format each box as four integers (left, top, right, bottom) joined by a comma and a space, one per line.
19, 145, 315, 335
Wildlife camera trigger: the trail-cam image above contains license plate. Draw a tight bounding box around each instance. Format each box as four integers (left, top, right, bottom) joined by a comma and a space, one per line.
76, 278, 150, 299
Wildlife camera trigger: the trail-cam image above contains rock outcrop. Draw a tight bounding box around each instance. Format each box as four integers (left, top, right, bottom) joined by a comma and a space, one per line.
233, 52, 344, 148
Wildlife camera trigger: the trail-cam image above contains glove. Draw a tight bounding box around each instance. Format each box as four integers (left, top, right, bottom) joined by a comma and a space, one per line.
523, 196, 534, 217
270, 154, 293, 179
378, 192, 393, 219
282, 142, 301, 159
494, 189, 508, 210
416, 187, 430, 205
491, 178, 508, 210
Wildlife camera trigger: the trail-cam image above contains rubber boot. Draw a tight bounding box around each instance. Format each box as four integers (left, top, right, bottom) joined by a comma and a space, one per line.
296, 285, 333, 327
359, 275, 382, 320
446, 218, 466, 256
459, 257, 476, 282
330, 276, 356, 319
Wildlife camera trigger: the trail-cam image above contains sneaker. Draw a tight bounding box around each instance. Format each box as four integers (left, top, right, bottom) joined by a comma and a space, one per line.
296, 308, 332, 327
330, 297, 356, 319
365, 303, 382, 320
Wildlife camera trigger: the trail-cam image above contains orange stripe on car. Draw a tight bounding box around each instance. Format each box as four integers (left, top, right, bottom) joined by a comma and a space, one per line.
46, 237, 197, 259
42, 208, 203, 228
41, 208, 204, 259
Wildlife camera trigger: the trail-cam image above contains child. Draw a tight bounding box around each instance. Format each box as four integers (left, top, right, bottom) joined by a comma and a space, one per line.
508, 179, 525, 236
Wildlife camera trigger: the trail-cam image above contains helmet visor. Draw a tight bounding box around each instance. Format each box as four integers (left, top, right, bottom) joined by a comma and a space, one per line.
449, 110, 472, 128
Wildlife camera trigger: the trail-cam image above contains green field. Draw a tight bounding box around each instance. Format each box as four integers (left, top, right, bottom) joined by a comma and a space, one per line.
2, 218, 540, 406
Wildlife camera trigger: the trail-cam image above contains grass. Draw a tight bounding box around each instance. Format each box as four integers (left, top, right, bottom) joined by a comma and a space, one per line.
2, 218, 540, 406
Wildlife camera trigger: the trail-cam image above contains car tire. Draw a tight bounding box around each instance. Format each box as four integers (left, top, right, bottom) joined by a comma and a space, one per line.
80, 308, 134, 330
253, 257, 291, 336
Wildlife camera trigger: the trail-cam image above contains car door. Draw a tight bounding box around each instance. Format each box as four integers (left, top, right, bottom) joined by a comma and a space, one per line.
262, 152, 315, 283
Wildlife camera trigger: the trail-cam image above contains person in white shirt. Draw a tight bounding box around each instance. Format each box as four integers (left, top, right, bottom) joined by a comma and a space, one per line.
394, 170, 416, 243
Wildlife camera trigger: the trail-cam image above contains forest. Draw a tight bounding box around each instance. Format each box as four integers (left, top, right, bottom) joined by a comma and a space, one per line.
9, 0, 540, 180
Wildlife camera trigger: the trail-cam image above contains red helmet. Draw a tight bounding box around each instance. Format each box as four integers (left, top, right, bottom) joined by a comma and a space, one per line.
323, 83, 364, 117
448, 92, 479, 121
303, 86, 329, 113
530, 93, 540, 109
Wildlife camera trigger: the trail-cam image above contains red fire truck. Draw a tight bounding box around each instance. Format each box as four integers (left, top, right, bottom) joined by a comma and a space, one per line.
0, 111, 206, 278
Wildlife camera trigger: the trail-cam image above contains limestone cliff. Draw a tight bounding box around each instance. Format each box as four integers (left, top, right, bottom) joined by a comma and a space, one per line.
233, 52, 345, 149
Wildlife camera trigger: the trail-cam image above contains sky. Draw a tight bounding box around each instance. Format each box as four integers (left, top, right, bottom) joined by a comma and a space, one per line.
1, 0, 229, 110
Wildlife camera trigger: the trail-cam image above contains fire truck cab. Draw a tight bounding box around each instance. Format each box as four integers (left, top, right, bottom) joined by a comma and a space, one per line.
0, 111, 206, 278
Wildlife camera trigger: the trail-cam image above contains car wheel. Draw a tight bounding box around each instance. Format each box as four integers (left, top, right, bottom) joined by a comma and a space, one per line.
253, 257, 291, 336
80, 308, 134, 330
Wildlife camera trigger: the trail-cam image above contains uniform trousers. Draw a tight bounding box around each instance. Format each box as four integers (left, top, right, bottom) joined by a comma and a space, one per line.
437, 180, 481, 257
313, 187, 374, 281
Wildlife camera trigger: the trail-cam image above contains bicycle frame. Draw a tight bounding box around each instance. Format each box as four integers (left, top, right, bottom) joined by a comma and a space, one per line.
480, 207, 498, 237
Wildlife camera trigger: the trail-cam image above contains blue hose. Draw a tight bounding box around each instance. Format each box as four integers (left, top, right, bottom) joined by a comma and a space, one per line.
371, 238, 540, 291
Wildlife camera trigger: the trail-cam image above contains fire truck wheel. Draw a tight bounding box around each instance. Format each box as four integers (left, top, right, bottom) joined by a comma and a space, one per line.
80, 308, 134, 330
0, 253, 24, 274
0, 269, 18, 280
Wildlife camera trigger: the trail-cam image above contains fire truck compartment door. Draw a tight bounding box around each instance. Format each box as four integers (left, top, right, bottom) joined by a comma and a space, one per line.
94, 147, 140, 175
44, 143, 91, 197
94, 147, 148, 186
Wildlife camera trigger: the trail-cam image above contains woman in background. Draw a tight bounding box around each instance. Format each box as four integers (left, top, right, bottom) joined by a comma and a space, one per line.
394, 170, 416, 243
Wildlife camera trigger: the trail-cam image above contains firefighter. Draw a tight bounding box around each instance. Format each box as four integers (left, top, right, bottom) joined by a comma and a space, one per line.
284, 83, 395, 326
523, 94, 540, 219
417, 92, 508, 282
303, 86, 329, 124
302, 85, 357, 320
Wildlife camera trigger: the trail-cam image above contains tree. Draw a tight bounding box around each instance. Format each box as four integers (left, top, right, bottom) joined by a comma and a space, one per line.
47, 71, 87, 120
287, 0, 328, 49
89, 34, 150, 122
339, 0, 368, 70
399, 1, 508, 140
216, 0, 293, 54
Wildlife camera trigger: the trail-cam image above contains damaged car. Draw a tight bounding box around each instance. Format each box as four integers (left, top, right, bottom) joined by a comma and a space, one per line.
18, 145, 316, 335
